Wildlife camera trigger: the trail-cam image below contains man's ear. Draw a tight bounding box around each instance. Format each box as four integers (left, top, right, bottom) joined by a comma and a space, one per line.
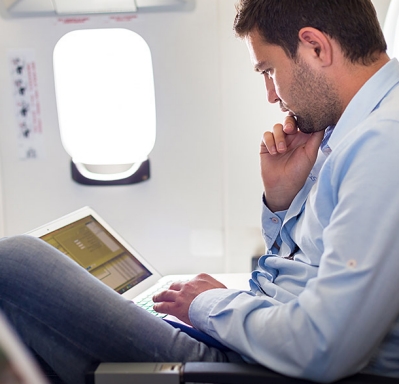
298, 27, 333, 67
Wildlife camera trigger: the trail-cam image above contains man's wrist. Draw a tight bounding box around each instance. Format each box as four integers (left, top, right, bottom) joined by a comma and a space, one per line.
263, 192, 291, 212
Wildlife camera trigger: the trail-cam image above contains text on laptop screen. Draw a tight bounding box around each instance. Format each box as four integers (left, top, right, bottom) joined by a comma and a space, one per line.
40, 215, 152, 294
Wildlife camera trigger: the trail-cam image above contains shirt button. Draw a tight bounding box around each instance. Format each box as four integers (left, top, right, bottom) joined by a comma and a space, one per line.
347, 259, 357, 268
271, 217, 279, 224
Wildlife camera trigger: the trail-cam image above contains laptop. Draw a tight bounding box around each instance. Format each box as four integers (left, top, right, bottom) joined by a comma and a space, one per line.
27, 206, 250, 319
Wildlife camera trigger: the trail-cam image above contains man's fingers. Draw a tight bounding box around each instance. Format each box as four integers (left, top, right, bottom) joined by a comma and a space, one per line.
272, 123, 287, 153
153, 288, 179, 303
261, 115, 301, 155
261, 131, 276, 154
152, 286, 191, 324
261, 123, 288, 155
152, 301, 171, 314
283, 115, 298, 134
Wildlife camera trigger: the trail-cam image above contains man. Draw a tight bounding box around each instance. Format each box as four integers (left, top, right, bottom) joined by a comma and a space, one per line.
154, 0, 399, 381
0, 1, 398, 383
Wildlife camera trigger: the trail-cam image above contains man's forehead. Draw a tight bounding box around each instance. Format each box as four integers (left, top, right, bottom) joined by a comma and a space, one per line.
244, 31, 269, 66
245, 33, 285, 70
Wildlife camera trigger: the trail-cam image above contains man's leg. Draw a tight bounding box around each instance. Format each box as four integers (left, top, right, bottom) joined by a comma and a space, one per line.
0, 235, 239, 384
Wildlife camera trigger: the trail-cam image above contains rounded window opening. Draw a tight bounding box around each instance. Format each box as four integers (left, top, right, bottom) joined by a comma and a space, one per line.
53, 28, 156, 184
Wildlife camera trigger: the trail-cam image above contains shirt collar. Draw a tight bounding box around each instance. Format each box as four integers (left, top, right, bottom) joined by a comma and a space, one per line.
327, 58, 399, 152
320, 125, 335, 156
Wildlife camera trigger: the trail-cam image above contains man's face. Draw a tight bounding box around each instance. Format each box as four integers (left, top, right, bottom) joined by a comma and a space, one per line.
245, 29, 341, 133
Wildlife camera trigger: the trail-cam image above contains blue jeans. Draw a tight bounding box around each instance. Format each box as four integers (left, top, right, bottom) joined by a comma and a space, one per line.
0, 235, 243, 384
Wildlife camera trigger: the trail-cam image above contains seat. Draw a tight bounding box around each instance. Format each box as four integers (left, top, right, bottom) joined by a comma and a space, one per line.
85, 362, 399, 384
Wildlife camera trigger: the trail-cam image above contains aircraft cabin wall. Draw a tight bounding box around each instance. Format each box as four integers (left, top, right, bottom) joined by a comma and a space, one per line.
0, 0, 392, 275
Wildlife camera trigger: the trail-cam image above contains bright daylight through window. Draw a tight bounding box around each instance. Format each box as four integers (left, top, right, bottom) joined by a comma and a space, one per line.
53, 28, 156, 183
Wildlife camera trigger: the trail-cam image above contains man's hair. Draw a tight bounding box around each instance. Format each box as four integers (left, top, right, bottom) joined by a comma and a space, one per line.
233, 0, 387, 65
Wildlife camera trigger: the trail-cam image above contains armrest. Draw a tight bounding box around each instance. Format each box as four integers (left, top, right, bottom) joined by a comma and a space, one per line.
86, 362, 399, 384
182, 363, 399, 384
183, 362, 296, 383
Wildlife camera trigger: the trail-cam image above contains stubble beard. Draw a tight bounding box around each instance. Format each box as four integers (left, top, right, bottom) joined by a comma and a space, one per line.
290, 60, 342, 134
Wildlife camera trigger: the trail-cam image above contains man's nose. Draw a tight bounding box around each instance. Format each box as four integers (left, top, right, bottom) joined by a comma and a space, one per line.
265, 77, 279, 104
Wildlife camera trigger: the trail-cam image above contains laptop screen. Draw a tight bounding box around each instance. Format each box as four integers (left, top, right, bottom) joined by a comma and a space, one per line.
39, 214, 152, 294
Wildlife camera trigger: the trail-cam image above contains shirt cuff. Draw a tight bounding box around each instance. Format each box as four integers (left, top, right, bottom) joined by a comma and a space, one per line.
189, 288, 237, 332
261, 194, 286, 251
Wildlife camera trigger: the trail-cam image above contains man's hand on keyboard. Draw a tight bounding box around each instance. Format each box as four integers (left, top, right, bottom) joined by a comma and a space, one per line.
152, 273, 227, 326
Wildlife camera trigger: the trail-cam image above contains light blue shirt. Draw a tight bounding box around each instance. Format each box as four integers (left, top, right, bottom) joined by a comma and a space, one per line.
189, 58, 399, 382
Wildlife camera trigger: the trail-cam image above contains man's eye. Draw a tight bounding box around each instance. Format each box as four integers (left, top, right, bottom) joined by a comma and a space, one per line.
261, 69, 273, 79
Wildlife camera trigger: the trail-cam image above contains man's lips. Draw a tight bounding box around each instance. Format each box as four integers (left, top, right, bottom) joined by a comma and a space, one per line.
281, 107, 295, 117
279, 102, 291, 114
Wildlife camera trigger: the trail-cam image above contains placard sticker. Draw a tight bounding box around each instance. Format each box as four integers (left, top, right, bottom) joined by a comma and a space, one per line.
9, 50, 45, 160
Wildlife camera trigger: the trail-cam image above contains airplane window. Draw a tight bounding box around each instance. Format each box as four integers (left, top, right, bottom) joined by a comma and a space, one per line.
53, 28, 156, 184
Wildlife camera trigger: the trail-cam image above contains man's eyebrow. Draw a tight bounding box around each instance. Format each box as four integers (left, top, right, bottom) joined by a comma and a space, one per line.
254, 61, 267, 72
